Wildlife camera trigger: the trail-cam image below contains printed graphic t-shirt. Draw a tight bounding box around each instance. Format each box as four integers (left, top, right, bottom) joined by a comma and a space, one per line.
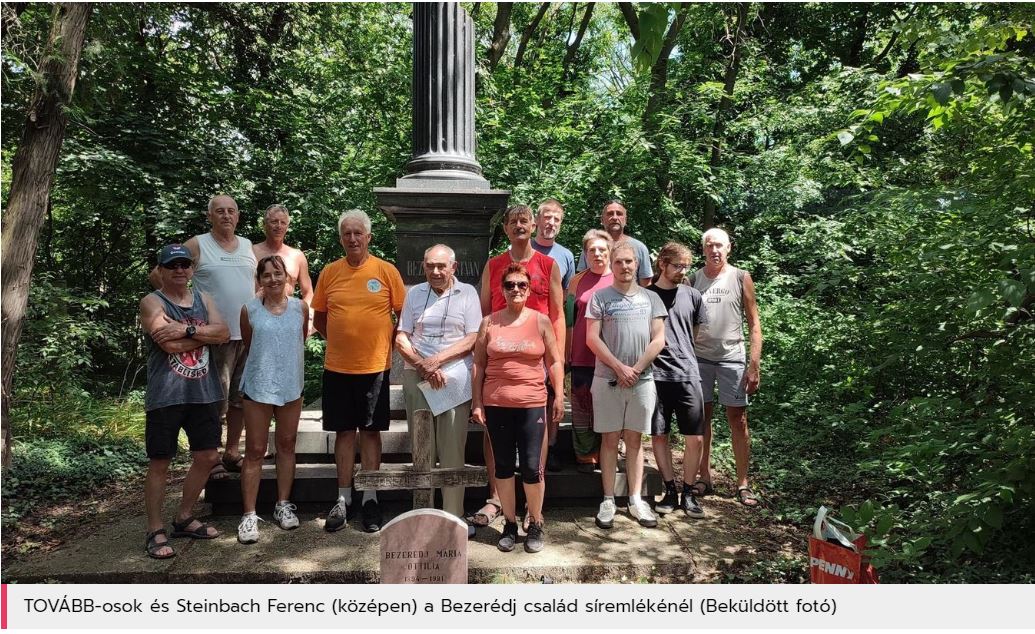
312, 255, 405, 374
586, 285, 667, 381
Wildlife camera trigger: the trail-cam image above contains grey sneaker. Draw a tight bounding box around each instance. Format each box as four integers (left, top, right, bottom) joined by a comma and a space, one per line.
325, 497, 348, 532
680, 492, 706, 519
237, 514, 262, 544
655, 489, 678, 515
629, 498, 658, 528
524, 520, 545, 553
498, 520, 519, 552
595, 499, 616, 529
273, 501, 299, 530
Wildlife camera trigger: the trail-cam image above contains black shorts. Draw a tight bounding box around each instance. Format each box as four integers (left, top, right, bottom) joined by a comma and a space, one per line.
321, 369, 391, 432
651, 379, 705, 437
145, 402, 222, 459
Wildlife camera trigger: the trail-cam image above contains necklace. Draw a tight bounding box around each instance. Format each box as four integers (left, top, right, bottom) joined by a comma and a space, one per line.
417, 282, 453, 339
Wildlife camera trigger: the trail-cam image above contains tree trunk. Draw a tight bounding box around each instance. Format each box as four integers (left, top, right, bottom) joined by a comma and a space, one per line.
845, 4, 870, 67
643, 6, 689, 197
1, 2, 92, 469
486, 3, 513, 71
514, 2, 549, 68
702, 2, 748, 230
561, 3, 595, 86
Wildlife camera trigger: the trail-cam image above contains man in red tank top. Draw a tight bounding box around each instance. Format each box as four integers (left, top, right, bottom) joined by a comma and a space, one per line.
469, 205, 564, 528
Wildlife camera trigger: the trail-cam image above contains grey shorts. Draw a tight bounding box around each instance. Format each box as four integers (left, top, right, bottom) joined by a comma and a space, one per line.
212, 340, 248, 413
697, 358, 748, 407
590, 376, 656, 434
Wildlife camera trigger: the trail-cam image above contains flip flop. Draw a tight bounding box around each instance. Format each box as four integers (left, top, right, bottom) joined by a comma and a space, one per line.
467, 501, 501, 527
171, 515, 219, 539
145, 528, 175, 559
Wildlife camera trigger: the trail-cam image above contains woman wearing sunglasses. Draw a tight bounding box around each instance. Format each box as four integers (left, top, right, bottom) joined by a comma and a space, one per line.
471, 263, 565, 554
235, 255, 308, 544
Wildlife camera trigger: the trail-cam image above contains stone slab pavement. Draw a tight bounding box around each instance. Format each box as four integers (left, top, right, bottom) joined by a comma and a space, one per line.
2, 492, 788, 584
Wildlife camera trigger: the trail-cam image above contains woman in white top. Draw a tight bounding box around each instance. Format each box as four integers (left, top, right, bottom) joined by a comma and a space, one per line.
236, 255, 309, 544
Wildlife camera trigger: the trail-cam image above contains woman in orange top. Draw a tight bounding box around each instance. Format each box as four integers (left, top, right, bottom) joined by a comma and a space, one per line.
472, 263, 565, 554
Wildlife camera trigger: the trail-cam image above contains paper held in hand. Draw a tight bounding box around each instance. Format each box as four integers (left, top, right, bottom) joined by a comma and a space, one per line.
417, 360, 472, 416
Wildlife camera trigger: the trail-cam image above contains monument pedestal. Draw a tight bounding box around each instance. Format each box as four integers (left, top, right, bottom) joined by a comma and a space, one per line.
375, 184, 509, 286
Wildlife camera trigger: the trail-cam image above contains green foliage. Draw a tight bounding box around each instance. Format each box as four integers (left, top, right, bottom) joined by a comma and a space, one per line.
3, 2, 1033, 582
1, 435, 148, 526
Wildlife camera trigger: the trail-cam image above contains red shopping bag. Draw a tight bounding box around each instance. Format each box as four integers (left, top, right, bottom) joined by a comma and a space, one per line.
808, 506, 880, 584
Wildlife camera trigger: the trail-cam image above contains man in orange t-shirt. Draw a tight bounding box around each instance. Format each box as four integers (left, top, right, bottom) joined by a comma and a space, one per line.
313, 209, 405, 534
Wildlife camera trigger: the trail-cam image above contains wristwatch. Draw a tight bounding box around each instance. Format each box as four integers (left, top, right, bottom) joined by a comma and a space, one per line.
185, 325, 197, 338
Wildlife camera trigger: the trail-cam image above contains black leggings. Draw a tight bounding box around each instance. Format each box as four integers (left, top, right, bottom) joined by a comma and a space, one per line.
485, 406, 546, 484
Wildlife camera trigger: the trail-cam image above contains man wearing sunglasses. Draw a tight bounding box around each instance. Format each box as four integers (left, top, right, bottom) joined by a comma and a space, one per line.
139, 244, 229, 559
149, 195, 257, 478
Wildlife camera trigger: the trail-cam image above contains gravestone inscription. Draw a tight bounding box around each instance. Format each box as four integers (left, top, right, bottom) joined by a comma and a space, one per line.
380, 508, 468, 583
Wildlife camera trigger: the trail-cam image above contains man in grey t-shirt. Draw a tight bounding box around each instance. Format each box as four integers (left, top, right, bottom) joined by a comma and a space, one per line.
585, 243, 666, 530
576, 200, 653, 286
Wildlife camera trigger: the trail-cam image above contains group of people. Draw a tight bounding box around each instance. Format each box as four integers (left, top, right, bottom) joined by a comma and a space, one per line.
140, 196, 762, 560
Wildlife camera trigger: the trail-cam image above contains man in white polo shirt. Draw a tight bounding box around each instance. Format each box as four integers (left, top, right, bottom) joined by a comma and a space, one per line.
395, 244, 482, 536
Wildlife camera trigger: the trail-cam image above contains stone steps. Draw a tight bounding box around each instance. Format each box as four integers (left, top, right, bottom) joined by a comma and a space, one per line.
205, 462, 661, 515
206, 385, 662, 514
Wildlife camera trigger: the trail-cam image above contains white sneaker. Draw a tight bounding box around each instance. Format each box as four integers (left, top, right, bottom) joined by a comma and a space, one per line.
273, 501, 299, 530
595, 499, 616, 529
237, 514, 262, 544
629, 498, 658, 528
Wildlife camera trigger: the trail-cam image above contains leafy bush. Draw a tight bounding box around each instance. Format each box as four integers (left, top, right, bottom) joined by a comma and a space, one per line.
1, 435, 147, 526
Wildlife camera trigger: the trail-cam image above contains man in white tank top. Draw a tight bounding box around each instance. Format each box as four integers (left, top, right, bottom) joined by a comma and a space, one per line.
691, 227, 763, 508
149, 194, 257, 477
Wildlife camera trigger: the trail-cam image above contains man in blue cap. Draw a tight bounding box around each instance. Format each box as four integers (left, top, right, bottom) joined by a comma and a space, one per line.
139, 244, 229, 558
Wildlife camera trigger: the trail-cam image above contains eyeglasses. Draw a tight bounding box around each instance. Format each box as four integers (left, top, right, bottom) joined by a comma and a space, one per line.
503, 281, 529, 291
667, 263, 690, 272
162, 261, 192, 270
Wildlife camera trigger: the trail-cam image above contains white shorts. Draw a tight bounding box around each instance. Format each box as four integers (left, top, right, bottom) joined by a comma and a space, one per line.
590, 376, 656, 434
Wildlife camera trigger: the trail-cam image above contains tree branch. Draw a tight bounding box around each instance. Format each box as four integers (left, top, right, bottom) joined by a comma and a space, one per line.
486, 2, 513, 71
618, 2, 639, 41
515, 2, 549, 68
561, 3, 595, 84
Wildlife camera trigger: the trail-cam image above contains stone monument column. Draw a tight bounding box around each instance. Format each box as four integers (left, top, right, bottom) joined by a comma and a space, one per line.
375, 2, 509, 286
403, 2, 485, 184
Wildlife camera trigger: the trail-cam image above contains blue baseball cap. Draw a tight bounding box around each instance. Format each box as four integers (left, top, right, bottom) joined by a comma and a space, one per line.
158, 244, 193, 265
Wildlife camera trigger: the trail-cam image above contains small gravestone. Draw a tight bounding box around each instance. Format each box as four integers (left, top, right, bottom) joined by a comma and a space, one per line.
380, 508, 467, 583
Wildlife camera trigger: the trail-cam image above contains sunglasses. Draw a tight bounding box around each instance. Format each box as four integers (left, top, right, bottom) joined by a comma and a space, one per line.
162, 261, 192, 270
503, 281, 529, 291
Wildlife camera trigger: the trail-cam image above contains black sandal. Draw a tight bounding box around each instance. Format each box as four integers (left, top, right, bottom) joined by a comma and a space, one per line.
171, 515, 219, 539
737, 486, 760, 508
221, 453, 244, 473
691, 479, 715, 497
145, 529, 175, 559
